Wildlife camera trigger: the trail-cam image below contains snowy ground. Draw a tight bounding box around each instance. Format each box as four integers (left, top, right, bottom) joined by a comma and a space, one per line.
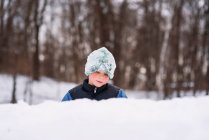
1, 74, 209, 140
0, 97, 209, 140
0, 74, 76, 104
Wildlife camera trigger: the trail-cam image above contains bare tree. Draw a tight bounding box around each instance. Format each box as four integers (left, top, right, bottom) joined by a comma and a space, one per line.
203, 0, 209, 95
32, 0, 47, 80
165, 0, 185, 98
10, 73, 17, 103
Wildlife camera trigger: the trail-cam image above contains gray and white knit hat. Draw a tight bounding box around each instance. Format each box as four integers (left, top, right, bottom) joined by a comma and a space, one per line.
85, 47, 116, 79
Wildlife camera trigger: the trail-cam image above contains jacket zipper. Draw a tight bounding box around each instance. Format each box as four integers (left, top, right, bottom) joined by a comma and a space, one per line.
94, 87, 97, 93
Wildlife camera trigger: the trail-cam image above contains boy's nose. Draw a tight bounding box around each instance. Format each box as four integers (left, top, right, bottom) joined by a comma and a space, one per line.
98, 74, 105, 79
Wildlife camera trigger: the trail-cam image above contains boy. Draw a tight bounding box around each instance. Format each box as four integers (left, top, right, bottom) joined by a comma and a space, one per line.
62, 47, 127, 101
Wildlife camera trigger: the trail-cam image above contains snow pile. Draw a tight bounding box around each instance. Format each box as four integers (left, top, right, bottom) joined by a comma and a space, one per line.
0, 97, 209, 140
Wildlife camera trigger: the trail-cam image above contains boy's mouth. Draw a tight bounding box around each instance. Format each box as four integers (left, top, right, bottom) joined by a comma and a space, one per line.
96, 80, 103, 84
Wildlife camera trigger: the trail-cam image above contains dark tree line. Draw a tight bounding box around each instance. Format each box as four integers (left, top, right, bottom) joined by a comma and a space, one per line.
0, 0, 209, 100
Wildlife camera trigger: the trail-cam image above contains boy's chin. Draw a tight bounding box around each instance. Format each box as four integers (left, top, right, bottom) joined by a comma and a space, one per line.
94, 83, 105, 87
94, 84, 103, 87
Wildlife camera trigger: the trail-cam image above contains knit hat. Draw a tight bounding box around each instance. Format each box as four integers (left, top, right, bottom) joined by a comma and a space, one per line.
85, 47, 116, 79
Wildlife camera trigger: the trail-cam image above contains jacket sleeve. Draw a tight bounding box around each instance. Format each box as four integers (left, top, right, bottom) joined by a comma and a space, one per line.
62, 91, 73, 101
117, 89, 128, 98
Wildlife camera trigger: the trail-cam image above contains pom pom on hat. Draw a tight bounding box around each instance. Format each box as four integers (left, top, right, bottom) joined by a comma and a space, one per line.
85, 47, 116, 79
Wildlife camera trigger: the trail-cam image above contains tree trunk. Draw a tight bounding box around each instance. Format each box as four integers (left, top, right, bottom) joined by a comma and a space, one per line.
10, 74, 17, 104
32, 0, 40, 80
32, 0, 47, 80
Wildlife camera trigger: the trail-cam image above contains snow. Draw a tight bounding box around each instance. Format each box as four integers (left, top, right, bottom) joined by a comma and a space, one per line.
1, 74, 209, 140
0, 74, 76, 104
0, 97, 209, 140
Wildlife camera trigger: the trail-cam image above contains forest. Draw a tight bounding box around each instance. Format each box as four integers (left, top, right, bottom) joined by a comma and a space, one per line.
0, 0, 209, 100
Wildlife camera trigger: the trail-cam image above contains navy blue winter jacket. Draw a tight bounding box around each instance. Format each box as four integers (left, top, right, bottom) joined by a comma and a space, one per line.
62, 79, 127, 101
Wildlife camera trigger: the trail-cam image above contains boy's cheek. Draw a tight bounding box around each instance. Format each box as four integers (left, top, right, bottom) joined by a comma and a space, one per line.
103, 77, 109, 83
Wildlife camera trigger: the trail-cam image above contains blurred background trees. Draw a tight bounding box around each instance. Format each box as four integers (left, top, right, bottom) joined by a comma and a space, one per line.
0, 0, 208, 99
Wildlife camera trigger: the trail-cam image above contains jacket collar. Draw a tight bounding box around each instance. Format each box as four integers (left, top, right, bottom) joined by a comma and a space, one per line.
82, 79, 108, 94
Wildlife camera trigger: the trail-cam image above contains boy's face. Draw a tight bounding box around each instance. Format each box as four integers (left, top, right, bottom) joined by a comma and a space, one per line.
88, 71, 109, 87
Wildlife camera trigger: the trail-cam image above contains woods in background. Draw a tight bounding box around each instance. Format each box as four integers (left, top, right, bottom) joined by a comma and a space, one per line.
0, 0, 209, 99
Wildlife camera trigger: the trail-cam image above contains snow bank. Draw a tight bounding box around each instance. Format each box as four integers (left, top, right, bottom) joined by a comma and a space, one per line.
0, 97, 209, 140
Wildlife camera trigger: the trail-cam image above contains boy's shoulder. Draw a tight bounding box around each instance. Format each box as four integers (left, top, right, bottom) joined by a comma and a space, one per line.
107, 83, 121, 91
68, 84, 82, 93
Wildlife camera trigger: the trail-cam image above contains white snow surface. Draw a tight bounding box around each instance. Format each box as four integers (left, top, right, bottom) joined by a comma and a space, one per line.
1, 74, 209, 140
0, 97, 209, 140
